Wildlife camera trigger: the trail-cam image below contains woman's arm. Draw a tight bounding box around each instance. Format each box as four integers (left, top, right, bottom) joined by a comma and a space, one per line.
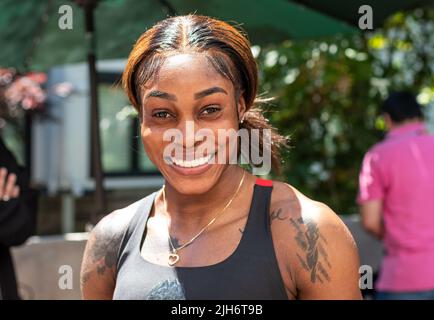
272, 182, 362, 300
80, 210, 131, 299
289, 203, 362, 299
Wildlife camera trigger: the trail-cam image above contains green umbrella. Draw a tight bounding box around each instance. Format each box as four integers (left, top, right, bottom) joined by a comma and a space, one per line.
0, 0, 428, 225
2, 0, 433, 70
0, 0, 361, 71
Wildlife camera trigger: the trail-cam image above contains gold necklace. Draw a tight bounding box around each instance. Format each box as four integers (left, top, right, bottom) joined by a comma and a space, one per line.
162, 170, 246, 266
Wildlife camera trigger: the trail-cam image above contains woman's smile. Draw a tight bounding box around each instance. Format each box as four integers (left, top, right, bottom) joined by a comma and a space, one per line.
169, 152, 215, 167
165, 152, 217, 176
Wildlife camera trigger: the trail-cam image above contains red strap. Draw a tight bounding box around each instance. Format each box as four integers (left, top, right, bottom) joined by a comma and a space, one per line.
255, 177, 273, 187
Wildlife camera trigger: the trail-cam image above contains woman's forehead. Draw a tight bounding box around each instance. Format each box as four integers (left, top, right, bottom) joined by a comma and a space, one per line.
145, 53, 234, 90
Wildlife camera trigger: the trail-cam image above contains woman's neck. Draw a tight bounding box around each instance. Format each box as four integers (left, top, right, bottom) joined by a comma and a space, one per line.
160, 165, 252, 230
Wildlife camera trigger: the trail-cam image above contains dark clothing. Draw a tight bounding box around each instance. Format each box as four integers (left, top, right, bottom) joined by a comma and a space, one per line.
113, 178, 288, 300
0, 138, 38, 300
376, 289, 434, 300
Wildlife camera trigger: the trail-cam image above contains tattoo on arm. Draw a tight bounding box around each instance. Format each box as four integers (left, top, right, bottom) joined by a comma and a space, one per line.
81, 230, 119, 286
270, 208, 287, 224
289, 217, 331, 284
93, 234, 118, 275
80, 269, 92, 286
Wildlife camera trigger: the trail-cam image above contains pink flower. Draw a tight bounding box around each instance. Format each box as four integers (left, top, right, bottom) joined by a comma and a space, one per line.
4, 76, 46, 110
0, 68, 16, 86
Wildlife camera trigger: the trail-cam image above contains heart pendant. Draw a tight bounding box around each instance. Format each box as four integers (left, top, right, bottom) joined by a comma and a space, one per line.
168, 253, 180, 266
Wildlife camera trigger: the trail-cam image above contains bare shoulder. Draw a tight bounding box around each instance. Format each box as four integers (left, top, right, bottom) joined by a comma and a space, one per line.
270, 180, 357, 248
269, 180, 361, 299
92, 199, 142, 240
80, 198, 146, 299
85, 198, 144, 265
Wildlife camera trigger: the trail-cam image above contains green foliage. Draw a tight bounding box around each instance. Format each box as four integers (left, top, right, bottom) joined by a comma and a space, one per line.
256, 7, 434, 214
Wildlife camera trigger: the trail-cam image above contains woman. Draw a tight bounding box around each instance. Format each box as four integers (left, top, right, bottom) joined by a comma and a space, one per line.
80, 15, 361, 300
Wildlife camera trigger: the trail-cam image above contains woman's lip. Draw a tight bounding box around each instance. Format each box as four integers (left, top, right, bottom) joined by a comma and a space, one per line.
170, 161, 213, 176
164, 153, 216, 176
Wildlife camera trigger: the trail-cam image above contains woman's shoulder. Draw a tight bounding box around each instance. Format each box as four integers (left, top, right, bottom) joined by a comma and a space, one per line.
270, 180, 348, 229
268, 180, 358, 262
81, 193, 156, 297
91, 193, 154, 240
268, 180, 361, 298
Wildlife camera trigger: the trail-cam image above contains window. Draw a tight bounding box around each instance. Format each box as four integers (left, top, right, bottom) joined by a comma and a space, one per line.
97, 72, 159, 176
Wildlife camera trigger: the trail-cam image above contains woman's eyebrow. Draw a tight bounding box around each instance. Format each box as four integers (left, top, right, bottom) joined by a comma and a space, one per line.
145, 87, 227, 102
146, 90, 177, 101
194, 87, 228, 100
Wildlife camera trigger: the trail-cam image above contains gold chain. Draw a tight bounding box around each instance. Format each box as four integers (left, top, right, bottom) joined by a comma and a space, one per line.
162, 170, 246, 265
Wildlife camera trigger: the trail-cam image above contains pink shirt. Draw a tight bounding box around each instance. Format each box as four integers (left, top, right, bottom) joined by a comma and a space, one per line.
357, 122, 434, 292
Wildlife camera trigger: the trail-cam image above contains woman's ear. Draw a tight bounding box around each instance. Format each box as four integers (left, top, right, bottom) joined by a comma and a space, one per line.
237, 92, 247, 123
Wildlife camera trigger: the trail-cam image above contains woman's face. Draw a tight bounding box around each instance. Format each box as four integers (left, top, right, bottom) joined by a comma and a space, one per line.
140, 53, 245, 195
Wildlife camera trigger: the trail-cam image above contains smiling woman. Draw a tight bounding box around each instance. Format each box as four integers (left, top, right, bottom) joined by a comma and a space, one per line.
80, 14, 362, 300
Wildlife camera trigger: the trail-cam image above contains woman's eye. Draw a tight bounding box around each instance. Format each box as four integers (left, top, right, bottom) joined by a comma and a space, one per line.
201, 105, 220, 116
152, 111, 172, 119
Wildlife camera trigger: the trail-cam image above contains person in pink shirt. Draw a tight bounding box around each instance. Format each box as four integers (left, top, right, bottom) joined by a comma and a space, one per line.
358, 91, 434, 299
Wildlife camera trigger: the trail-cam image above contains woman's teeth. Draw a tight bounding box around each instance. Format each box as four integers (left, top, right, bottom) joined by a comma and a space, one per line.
170, 154, 213, 168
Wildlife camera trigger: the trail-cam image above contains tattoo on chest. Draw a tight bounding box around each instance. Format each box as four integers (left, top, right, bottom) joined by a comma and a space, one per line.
289, 217, 331, 284
170, 236, 182, 248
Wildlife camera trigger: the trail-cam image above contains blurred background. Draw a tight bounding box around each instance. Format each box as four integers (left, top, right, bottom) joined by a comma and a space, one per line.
0, 0, 433, 299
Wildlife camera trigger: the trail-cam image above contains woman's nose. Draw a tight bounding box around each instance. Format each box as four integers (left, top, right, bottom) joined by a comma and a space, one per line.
177, 119, 203, 149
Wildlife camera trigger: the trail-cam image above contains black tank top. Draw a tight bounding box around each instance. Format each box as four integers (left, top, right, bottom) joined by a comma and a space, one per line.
113, 178, 288, 300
